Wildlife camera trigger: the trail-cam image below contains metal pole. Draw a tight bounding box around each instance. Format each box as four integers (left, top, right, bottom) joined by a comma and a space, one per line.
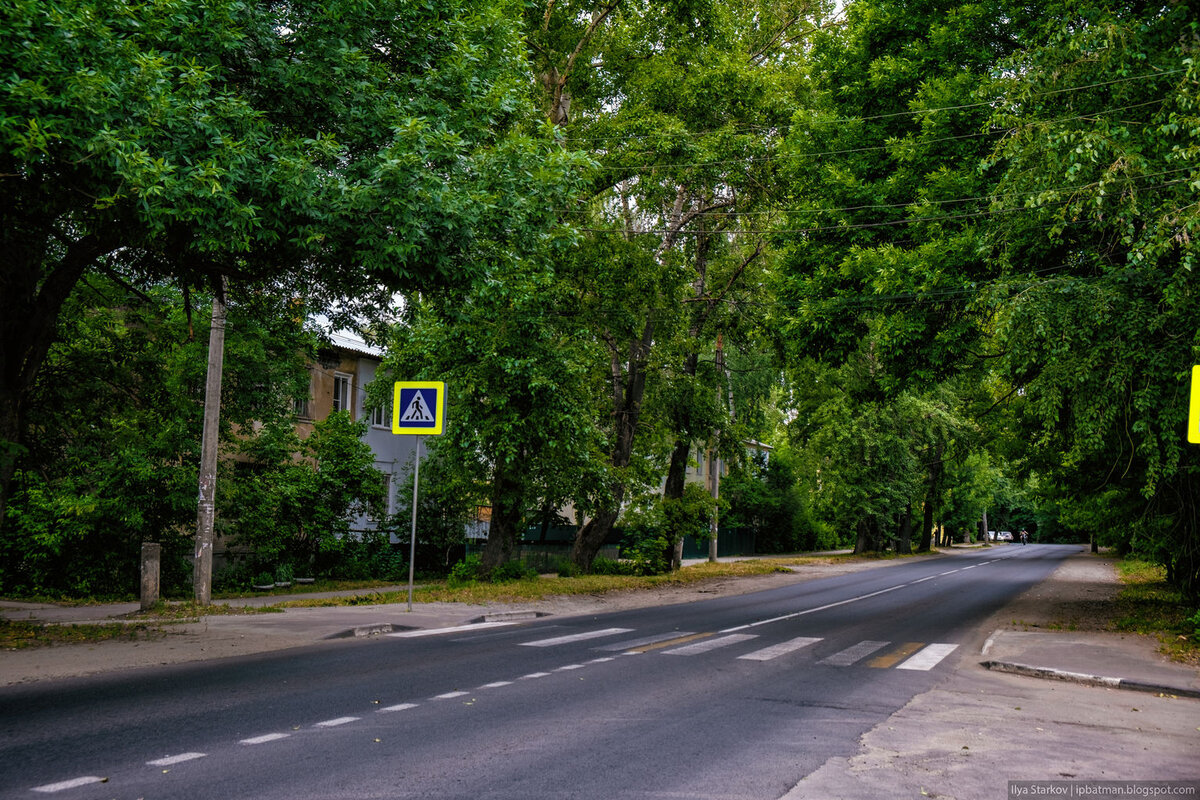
407, 435, 421, 611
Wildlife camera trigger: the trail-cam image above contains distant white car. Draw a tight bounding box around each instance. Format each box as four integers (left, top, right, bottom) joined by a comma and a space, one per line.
997, 531, 1013, 541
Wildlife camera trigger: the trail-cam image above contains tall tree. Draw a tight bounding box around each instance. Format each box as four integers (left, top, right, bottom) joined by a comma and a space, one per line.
1, 0, 577, 531
982, 1, 1200, 594
525, 0, 827, 569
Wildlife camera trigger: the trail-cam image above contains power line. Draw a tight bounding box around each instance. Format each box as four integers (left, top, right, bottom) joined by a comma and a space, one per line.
560, 67, 1189, 145
557, 166, 1194, 219
584, 99, 1171, 173
571, 177, 1194, 237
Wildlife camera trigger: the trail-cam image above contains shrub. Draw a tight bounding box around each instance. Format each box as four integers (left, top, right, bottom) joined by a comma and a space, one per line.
448, 554, 482, 587
489, 560, 538, 583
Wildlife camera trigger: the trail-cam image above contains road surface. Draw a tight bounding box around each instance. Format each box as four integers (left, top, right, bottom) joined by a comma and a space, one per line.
0, 546, 1074, 799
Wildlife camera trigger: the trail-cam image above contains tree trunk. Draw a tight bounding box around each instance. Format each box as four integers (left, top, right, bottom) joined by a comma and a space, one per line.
853, 519, 870, 555
481, 461, 524, 573
0, 234, 106, 534
571, 507, 621, 568
917, 454, 943, 552
570, 312, 655, 571
896, 503, 913, 554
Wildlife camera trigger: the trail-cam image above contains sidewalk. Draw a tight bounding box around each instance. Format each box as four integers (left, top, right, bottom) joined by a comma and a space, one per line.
2, 547, 1198, 698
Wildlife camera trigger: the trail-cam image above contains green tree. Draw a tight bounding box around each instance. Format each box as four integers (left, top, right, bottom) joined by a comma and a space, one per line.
1, 0, 580, 532
227, 412, 386, 578
0, 281, 311, 597
525, 0, 825, 569
381, 249, 604, 574
982, 2, 1200, 594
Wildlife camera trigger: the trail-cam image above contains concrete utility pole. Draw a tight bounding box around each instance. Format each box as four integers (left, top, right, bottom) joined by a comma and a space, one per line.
709, 335, 725, 563
193, 276, 227, 605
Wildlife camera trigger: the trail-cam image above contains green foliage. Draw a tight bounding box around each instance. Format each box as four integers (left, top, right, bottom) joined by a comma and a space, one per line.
225, 412, 387, 575
389, 442, 478, 574
663, 482, 720, 545
982, 3, 1200, 595
0, 281, 310, 598
448, 554, 483, 587
616, 499, 673, 576
447, 553, 536, 585
488, 560, 539, 583
723, 446, 830, 553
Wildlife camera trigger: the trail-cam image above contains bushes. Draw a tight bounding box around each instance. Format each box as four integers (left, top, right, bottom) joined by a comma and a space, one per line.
447, 554, 538, 586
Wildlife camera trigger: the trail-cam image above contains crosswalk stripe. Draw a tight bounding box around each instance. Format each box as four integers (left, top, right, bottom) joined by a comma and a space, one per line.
738, 636, 823, 661
594, 632, 698, 651
867, 642, 925, 669
520, 627, 633, 647
821, 640, 889, 666
896, 643, 959, 671
663, 633, 758, 655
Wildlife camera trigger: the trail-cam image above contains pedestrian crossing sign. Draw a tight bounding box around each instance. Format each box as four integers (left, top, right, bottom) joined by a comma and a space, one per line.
392, 381, 446, 436
1189, 366, 1200, 445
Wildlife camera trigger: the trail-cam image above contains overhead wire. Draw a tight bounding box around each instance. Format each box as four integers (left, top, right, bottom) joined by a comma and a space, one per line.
560, 66, 1190, 145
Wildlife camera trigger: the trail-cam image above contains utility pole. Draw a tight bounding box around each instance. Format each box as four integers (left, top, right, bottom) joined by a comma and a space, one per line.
709, 334, 725, 563
193, 276, 227, 605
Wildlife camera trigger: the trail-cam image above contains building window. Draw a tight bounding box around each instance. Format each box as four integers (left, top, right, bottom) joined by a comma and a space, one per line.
332, 372, 353, 414
371, 404, 386, 428
294, 371, 314, 419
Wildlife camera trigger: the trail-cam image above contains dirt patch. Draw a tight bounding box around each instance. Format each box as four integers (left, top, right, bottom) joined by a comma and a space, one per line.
994, 550, 1123, 631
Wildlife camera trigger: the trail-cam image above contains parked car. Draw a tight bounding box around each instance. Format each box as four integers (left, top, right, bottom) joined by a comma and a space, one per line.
997, 531, 1013, 542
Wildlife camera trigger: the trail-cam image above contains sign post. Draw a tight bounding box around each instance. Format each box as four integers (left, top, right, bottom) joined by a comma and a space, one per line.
393, 382, 446, 610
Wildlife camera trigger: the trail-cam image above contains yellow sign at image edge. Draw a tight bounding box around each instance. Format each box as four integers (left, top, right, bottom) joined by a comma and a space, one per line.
392, 381, 446, 436
1189, 366, 1200, 445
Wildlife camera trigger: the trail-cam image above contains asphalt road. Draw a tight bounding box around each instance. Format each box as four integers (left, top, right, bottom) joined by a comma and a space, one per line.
0, 545, 1074, 799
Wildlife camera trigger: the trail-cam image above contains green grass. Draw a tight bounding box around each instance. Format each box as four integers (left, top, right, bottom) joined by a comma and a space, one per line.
279, 559, 793, 608
1114, 559, 1200, 664
212, 578, 401, 600
126, 601, 283, 620
0, 618, 162, 650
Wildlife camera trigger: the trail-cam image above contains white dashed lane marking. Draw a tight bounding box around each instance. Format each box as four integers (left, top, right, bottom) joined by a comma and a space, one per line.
378, 703, 419, 713
147, 752, 206, 767
240, 733, 290, 745
315, 716, 360, 727
31, 777, 106, 794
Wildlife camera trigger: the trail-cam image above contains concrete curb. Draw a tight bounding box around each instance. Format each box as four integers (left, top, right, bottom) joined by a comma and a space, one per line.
980, 659, 1200, 700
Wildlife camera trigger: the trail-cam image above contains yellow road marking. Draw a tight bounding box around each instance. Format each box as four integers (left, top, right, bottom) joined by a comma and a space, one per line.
867, 642, 924, 668
626, 632, 714, 653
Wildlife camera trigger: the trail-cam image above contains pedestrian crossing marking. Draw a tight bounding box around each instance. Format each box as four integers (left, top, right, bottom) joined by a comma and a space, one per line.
821, 640, 890, 666
867, 642, 925, 669
595, 631, 698, 652
520, 627, 633, 647
897, 643, 959, 671
620, 632, 709, 653
511, 626, 959, 670
663, 633, 758, 656
738, 636, 823, 662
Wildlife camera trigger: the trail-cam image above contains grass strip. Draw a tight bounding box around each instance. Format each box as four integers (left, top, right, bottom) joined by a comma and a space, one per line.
0, 619, 162, 650
1115, 558, 1199, 664
278, 559, 792, 608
